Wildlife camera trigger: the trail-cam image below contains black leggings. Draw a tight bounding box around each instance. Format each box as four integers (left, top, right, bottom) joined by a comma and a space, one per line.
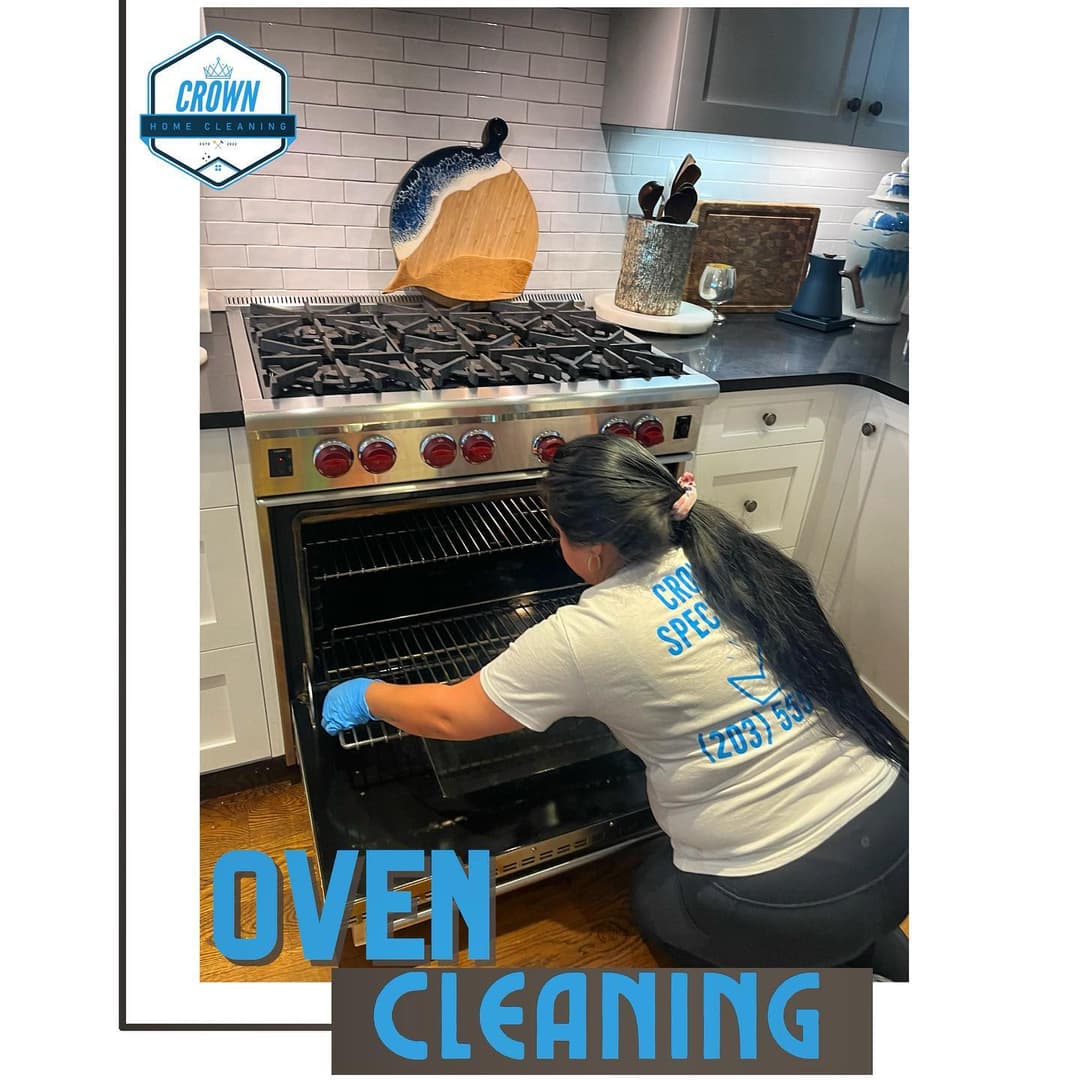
631, 772, 908, 972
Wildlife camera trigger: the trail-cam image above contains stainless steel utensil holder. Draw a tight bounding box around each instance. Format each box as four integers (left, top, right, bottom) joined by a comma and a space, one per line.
615, 216, 698, 316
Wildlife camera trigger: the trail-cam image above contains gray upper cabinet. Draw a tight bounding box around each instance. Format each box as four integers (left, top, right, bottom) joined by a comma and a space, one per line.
601, 7, 909, 153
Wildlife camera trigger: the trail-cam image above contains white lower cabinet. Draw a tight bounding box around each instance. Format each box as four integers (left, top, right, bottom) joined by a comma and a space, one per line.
815, 394, 909, 732
692, 442, 823, 550
200, 643, 272, 772
200, 505, 255, 653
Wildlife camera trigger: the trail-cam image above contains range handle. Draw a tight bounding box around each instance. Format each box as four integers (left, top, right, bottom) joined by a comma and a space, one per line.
296, 660, 316, 730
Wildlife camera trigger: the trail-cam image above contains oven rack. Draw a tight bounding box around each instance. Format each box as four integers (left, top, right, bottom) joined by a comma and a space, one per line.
305, 494, 556, 581
323, 585, 584, 750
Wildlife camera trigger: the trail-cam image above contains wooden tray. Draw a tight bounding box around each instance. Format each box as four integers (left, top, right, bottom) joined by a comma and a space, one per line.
683, 201, 821, 312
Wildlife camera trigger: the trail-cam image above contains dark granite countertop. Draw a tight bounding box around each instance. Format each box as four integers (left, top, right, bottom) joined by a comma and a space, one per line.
635, 313, 909, 403
200, 310, 244, 429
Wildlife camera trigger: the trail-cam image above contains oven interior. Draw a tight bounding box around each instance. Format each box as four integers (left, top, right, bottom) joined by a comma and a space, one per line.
272, 479, 659, 904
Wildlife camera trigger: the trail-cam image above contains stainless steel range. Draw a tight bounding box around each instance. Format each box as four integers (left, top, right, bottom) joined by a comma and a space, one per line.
224, 290, 719, 946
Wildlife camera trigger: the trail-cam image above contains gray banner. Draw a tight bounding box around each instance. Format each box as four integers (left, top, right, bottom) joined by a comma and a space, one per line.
332, 967, 871, 1074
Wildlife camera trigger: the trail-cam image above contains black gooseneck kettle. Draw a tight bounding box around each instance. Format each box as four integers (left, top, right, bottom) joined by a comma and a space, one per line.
791, 254, 864, 319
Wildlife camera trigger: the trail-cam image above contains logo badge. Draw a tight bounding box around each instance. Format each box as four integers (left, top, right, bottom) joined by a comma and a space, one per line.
140, 32, 295, 188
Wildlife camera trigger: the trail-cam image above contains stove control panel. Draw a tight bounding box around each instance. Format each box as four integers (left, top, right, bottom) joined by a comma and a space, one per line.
250, 405, 703, 497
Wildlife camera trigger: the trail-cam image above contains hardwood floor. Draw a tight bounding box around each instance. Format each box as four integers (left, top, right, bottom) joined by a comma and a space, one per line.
200, 777, 908, 981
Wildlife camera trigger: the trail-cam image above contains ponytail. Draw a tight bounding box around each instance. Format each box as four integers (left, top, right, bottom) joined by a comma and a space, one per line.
543, 434, 908, 772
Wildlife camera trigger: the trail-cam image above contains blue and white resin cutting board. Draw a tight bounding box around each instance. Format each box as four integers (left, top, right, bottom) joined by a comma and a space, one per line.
384, 118, 539, 302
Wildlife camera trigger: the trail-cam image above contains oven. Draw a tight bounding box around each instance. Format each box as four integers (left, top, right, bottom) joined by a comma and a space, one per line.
228, 291, 718, 944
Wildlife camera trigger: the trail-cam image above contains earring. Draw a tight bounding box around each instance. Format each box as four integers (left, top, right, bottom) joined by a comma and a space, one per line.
586, 552, 602, 576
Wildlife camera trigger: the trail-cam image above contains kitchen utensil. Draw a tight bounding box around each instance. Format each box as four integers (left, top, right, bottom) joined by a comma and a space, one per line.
842, 156, 909, 324
593, 291, 713, 335
660, 185, 697, 224
385, 117, 538, 302
615, 217, 698, 316
671, 155, 698, 193
698, 263, 737, 324
683, 201, 821, 312
637, 181, 664, 220
791, 253, 863, 319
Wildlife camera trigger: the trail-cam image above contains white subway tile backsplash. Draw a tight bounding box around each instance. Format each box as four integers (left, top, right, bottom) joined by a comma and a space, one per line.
504, 122, 557, 148
502, 75, 560, 104
200, 198, 243, 222
204, 10, 903, 303
278, 223, 346, 247
300, 9, 372, 32
302, 52, 374, 83
307, 155, 376, 181
374, 9, 439, 39
274, 176, 344, 202
212, 267, 283, 289
374, 59, 440, 89
468, 96, 528, 124
504, 25, 563, 56
283, 269, 351, 289
334, 29, 404, 60
376, 159, 410, 184
526, 147, 581, 170
206, 221, 277, 245
527, 102, 582, 127
246, 246, 317, 268
263, 22, 331, 53
293, 128, 342, 156
200, 244, 247, 267
440, 116, 486, 141
467, 45, 532, 74
407, 37, 468, 67
405, 88, 469, 116
315, 247, 382, 269
205, 175, 275, 199
344, 182, 399, 204
529, 54, 587, 81
439, 68, 503, 96
552, 170, 605, 193
440, 16, 503, 48
241, 199, 313, 222
313, 202, 379, 226
473, 9, 533, 28
375, 111, 440, 137
338, 82, 405, 110
562, 33, 606, 61
532, 8, 591, 36
559, 80, 603, 107
305, 104, 374, 133
346, 226, 392, 247
341, 132, 408, 159
290, 77, 337, 105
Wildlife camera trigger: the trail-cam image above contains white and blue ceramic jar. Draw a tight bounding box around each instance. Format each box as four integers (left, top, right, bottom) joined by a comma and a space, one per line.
842, 157, 909, 325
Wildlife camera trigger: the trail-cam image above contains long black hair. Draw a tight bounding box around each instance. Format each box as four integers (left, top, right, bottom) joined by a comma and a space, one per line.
541, 434, 908, 772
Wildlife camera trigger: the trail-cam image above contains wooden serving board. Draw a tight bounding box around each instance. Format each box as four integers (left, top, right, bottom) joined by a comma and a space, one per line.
385, 117, 538, 302
683, 201, 821, 312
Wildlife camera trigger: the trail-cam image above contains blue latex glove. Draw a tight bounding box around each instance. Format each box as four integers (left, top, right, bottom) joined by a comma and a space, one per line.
321, 677, 380, 735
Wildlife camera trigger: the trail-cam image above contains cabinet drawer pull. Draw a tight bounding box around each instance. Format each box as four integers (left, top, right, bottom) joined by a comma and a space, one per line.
762, 412, 777, 426
867, 100, 884, 116
846, 97, 862, 112
744, 499, 758, 513
861, 422, 877, 436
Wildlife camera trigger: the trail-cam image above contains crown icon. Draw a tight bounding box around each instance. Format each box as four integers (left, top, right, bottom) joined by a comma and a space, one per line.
203, 57, 233, 79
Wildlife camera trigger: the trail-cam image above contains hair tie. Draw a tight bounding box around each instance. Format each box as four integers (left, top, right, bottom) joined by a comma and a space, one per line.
671, 472, 697, 521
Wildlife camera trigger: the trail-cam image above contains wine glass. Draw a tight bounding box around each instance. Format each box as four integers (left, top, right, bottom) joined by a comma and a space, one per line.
698, 263, 737, 324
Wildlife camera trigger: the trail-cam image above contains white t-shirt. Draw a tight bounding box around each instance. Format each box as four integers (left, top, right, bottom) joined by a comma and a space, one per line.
480, 546, 898, 876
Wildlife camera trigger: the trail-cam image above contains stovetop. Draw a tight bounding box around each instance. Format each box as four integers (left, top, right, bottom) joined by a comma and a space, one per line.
244, 298, 685, 398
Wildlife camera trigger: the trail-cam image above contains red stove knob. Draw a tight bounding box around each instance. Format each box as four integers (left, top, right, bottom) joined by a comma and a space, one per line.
312, 439, 353, 478
634, 415, 665, 449
601, 418, 634, 437
420, 433, 457, 468
533, 431, 565, 464
357, 435, 397, 474
460, 429, 495, 465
